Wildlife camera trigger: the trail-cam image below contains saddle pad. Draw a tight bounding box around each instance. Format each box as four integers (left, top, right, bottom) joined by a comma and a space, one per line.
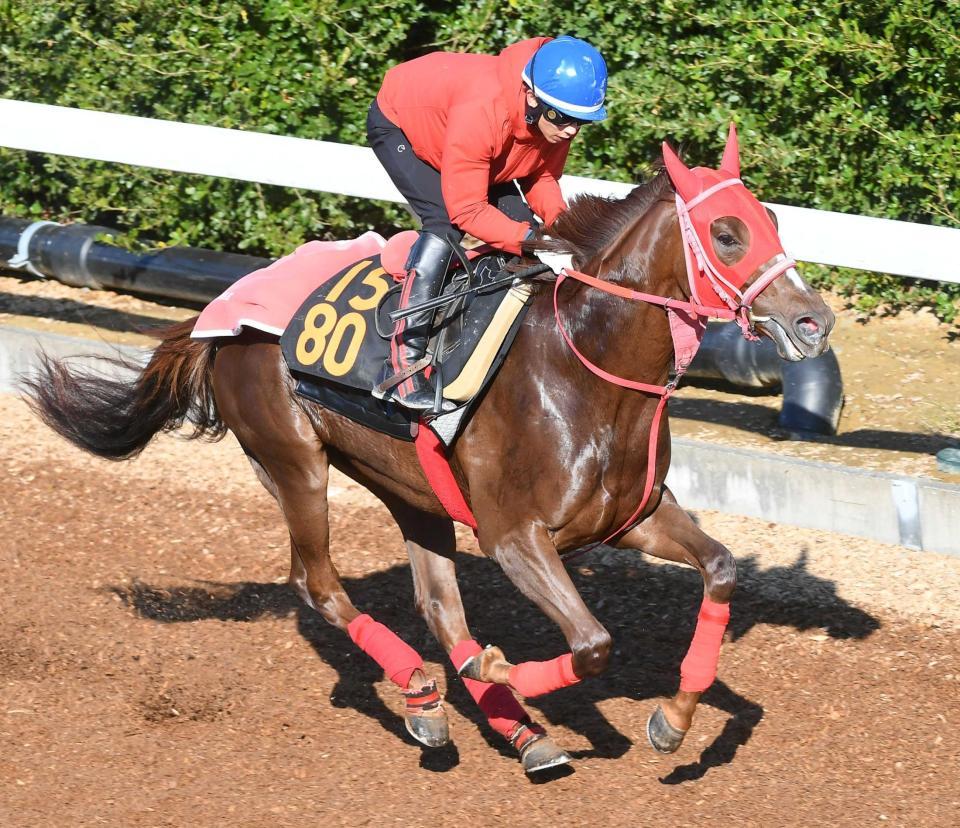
281, 255, 399, 388
191, 231, 413, 340
282, 251, 534, 444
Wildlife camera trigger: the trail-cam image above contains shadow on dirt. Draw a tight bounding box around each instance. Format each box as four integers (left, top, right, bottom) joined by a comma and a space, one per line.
112, 546, 879, 782
672, 395, 959, 455
0, 290, 191, 334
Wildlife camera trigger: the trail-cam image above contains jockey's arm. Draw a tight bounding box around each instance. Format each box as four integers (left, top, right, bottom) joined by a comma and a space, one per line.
519, 144, 570, 229
441, 108, 531, 255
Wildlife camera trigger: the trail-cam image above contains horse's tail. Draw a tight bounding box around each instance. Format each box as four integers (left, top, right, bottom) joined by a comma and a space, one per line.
23, 318, 226, 461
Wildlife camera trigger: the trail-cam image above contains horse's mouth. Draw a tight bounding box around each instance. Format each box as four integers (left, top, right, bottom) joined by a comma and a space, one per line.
755, 315, 831, 361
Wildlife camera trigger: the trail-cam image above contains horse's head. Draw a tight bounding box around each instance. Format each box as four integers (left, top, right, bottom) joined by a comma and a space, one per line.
662, 125, 834, 360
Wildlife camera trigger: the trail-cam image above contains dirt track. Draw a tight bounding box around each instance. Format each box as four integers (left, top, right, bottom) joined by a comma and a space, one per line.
2, 270, 959, 825
2, 391, 959, 827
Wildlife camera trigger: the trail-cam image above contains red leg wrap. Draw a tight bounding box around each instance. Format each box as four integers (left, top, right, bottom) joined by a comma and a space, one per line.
508, 654, 580, 698
679, 598, 730, 693
450, 640, 528, 739
347, 614, 423, 689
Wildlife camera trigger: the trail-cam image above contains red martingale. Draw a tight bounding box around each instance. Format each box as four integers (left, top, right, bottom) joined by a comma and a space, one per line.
414, 426, 478, 530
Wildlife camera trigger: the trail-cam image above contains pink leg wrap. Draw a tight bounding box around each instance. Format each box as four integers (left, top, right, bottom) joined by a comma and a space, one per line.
679, 598, 730, 692
508, 654, 580, 698
450, 640, 529, 739
347, 614, 423, 689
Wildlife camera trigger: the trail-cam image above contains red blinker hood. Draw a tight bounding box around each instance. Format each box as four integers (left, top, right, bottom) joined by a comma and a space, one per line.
662, 124, 788, 310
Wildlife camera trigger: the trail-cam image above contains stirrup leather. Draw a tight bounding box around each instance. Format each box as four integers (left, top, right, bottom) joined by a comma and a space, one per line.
372, 355, 432, 398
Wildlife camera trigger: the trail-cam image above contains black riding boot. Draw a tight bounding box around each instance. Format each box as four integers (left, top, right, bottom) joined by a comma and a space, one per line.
373, 231, 453, 410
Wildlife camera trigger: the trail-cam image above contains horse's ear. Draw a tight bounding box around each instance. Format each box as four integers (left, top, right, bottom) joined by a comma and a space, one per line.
720, 123, 740, 178
661, 141, 699, 200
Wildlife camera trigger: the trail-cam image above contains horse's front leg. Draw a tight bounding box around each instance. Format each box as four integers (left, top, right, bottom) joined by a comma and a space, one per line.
460, 524, 613, 697
383, 499, 572, 773
616, 487, 736, 754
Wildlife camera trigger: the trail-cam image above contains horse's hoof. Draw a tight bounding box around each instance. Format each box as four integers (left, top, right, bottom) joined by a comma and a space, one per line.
456, 645, 506, 683
405, 713, 449, 748
457, 652, 484, 681
402, 680, 450, 748
511, 722, 572, 774
519, 735, 572, 774
646, 705, 687, 754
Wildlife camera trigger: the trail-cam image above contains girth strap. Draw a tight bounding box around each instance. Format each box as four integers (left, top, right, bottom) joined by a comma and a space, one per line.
414, 425, 478, 530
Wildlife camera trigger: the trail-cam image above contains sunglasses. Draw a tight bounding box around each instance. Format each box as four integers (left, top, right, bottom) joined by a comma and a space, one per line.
541, 105, 589, 128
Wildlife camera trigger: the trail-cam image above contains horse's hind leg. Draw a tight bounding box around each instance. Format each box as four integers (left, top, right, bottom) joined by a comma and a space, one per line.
212, 344, 447, 746
385, 499, 572, 773
616, 487, 736, 754
254, 445, 449, 746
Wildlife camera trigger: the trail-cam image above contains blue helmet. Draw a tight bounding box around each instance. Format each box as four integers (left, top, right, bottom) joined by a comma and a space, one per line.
521, 36, 608, 122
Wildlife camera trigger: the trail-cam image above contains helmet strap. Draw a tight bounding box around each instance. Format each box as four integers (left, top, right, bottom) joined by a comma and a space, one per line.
524, 45, 544, 125
524, 89, 544, 125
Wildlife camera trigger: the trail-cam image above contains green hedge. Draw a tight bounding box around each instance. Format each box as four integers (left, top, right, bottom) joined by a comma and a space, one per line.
1, 0, 958, 320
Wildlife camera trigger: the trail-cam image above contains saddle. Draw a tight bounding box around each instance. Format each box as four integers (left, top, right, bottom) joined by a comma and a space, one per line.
274, 233, 536, 444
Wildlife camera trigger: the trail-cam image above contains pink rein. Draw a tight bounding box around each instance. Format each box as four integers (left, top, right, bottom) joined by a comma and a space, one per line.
553, 197, 794, 557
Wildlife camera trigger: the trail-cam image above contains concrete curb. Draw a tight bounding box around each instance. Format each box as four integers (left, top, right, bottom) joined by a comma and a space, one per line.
3, 325, 958, 558
1, 326, 144, 394
666, 441, 959, 557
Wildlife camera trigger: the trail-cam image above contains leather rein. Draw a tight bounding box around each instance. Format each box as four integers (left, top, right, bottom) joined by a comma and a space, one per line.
555, 186, 796, 561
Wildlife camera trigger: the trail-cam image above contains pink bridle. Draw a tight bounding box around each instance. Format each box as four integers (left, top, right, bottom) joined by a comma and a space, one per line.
675, 181, 796, 341
555, 128, 795, 556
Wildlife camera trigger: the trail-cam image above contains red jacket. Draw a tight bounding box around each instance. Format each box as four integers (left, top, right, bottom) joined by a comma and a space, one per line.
377, 38, 570, 254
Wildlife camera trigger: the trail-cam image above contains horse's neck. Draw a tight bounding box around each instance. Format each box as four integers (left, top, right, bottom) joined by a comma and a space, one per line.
530, 254, 680, 398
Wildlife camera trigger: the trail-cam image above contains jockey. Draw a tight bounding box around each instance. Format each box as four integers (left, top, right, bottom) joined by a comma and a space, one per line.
368, 35, 608, 410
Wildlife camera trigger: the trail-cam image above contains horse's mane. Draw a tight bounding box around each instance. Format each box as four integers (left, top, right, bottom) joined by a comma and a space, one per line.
530, 169, 673, 269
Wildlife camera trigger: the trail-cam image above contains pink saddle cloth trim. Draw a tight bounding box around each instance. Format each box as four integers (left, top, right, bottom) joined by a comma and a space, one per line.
191, 231, 389, 339
192, 231, 497, 340
414, 425, 478, 530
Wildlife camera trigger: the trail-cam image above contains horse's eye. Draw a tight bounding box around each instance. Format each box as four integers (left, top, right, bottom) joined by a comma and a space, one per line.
717, 233, 738, 247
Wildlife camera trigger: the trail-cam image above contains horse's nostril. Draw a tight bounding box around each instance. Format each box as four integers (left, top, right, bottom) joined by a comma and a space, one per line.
796, 316, 822, 343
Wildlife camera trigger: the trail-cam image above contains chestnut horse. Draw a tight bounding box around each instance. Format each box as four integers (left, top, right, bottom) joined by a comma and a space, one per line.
26, 131, 834, 774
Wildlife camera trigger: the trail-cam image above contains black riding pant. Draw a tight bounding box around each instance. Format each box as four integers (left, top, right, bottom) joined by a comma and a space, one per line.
366, 99, 535, 240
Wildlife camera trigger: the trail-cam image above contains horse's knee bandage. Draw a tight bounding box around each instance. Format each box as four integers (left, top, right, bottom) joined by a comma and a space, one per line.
450, 640, 528, 738
348, 614, 423, 689
679, 598, 730, 692
508, 654, 580, 698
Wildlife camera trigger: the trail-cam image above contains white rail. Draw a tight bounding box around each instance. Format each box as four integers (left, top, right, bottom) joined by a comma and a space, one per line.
1, 99, 958, 284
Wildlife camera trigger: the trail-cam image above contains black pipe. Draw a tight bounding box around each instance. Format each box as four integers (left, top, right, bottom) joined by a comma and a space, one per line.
0, 216, 842, 433
687, 319, 844, 434
0, 217, 271, 305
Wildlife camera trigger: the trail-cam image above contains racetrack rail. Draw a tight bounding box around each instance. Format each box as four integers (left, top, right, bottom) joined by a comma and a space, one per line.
4, 323, 957, 557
